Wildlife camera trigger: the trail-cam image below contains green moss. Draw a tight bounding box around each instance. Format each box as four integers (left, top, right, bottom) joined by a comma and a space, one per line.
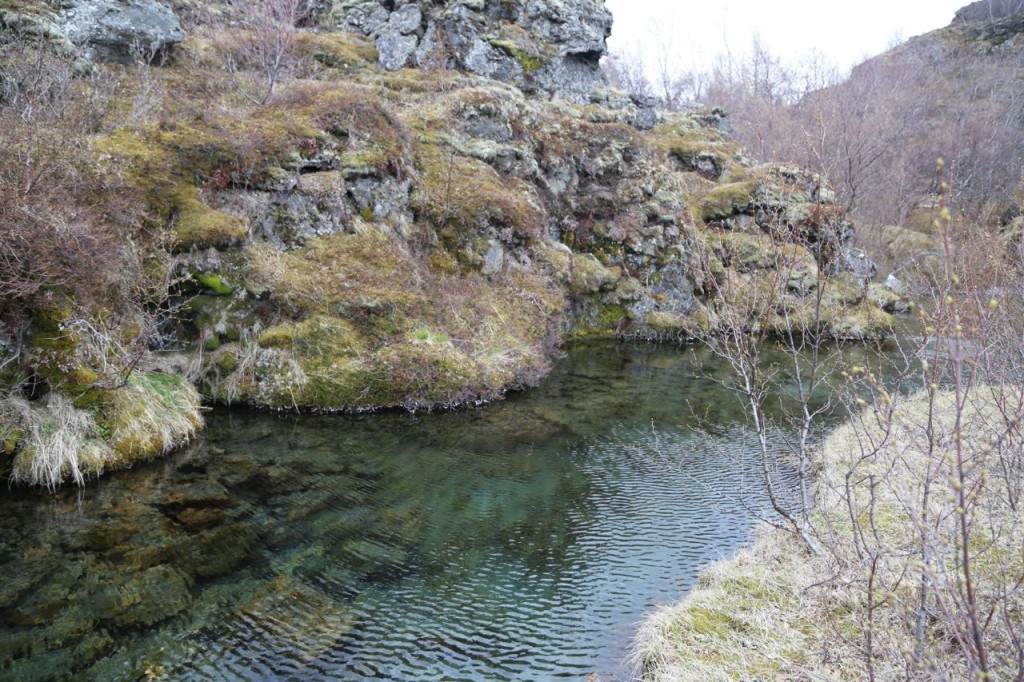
92, 128, 179, 204
429, 248, 459, 274
258, 325, 295, 348
171, 186, 248, 251
1, 422, 23, 456
341, 149, 389, 178
412, 327, 450, 344
645, 306, 713, 339
646, 310, 685, 332
193, 271, 236, 296
490, 40, 544, 73
570, 300, 626, 339
290, 316, 365, 357
699, 181, 758, 221
685, 606, 743, 637
216, 351, 239, 374
27, 303, 112, 410
360, 205, 375, 222
253, 314, 377, 408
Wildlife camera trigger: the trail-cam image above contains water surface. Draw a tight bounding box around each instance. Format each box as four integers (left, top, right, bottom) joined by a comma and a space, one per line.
0, 342, 886, 681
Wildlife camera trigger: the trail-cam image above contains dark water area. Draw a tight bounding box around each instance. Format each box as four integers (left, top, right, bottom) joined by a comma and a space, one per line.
0, 341, 900, 681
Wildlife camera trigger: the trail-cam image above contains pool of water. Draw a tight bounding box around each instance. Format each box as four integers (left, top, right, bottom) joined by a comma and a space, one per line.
0, 342, 887, 681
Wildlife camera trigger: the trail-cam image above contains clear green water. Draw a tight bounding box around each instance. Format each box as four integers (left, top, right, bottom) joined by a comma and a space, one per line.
0, 342, 891, 681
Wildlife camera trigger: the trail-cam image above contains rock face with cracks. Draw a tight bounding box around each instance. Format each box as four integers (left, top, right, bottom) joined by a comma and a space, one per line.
332, 0, 613, 103
0, 0, 895, 486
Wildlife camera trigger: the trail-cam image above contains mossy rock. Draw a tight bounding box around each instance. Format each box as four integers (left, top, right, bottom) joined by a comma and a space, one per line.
645, 311, 688, 333
216, 350, 239, 374
298, 170, 346, 201
867, 282, 911, 314
650, 122, 736, 180
258, 325, 296, 349
699, 181, 758, 222
570, 300, 627, 339
535, 241, 618, 296
413, 143, 544, 242
171, 186, 248, 251
250, 315, 373, 407
821, 272, 865, 308
340, 149, 389, 178
294, 31, 378, 69
780, 243, 819, 295
185, 294, 251, 347
828, 301, 895, 340
27, 304, 118, 411
715, 231, 779, 272
490, 39, 544, 73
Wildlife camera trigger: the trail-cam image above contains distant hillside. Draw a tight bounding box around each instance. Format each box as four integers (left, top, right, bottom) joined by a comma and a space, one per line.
793, 0, 1024, 228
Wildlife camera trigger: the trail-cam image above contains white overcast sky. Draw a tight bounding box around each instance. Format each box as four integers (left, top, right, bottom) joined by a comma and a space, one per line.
604, 1, 969, 74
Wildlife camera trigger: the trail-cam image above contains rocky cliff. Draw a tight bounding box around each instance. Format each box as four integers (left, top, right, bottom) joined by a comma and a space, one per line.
332, 0, 613, 103
0, 0, 895, 485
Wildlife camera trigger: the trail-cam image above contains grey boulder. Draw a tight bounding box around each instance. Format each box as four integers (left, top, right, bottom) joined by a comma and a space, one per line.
61, 0, 184, 64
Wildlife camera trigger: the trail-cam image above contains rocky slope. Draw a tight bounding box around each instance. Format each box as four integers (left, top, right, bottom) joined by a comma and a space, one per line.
0, 0, 895, 485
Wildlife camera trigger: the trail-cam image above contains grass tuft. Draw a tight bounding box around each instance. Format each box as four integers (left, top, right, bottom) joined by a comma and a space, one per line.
4, 392, 111, 489
105, 373, 203, 464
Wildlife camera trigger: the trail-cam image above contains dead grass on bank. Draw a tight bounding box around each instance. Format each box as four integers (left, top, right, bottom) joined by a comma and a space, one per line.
105, 372, 203, 463
634, 531, 823, 682
4, 392, 110, 490
3, 372, 202, 488
635, 387, 1024, 681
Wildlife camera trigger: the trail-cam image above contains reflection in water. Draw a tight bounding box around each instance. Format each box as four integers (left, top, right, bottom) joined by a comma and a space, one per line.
0, 342, 889, 681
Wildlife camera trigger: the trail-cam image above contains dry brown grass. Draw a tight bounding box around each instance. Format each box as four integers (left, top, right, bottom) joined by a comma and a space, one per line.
636, 388, 1024, 681
4, 392, 111, 489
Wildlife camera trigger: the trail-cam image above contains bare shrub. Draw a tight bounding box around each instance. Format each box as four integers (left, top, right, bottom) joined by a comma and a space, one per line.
637, 153, 1024, 678
216, 0, 307, 104
695, 216, 846, 555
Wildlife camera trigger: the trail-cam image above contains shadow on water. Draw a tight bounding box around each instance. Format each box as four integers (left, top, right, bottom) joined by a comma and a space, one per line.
0, 340, 909, 681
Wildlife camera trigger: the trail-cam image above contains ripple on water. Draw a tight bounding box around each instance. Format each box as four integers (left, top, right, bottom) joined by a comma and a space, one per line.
0, 343, 841, 681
